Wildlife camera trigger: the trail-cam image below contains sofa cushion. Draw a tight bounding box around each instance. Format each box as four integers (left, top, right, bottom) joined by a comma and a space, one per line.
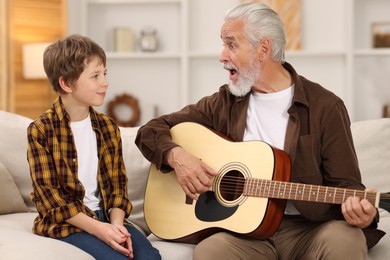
0, 110, 35, 209
120, 126, 151, 234
0, 213, 94, 259
351, 118, 390, 192
0, 162, 29, 214
148, 234, 196, 258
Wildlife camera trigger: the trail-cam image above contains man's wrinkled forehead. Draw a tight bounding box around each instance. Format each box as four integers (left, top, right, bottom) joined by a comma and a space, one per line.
220, 20, 246, 42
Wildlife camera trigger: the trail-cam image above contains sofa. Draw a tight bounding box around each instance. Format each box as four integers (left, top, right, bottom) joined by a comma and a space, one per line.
0, 110, 389, 259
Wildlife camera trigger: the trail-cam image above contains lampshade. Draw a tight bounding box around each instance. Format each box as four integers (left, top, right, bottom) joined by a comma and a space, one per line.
22, 42, 50, 79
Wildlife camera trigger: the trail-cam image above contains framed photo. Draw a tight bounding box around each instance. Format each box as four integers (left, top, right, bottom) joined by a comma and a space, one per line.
372, 22, 390, 48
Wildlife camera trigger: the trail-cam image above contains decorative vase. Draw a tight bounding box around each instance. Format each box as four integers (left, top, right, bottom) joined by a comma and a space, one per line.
139, 27, 159, 52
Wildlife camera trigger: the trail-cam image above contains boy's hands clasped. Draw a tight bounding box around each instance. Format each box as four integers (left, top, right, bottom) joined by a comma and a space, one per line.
94, 222, 134, 259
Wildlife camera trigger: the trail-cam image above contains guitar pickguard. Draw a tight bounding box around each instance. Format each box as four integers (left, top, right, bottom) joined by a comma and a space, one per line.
195, 191, 238, 222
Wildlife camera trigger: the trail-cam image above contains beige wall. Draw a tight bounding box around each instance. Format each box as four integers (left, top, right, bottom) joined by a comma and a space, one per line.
0, 0, 9, 110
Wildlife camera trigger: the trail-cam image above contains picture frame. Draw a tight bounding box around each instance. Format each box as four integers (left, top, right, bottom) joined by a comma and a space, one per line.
240, 0, 301, 50
372, 22, 390, 48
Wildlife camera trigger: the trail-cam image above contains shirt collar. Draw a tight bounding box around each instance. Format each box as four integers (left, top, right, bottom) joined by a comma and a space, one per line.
283, 62, 309, 108
232, 62, 308, 108
52, 97, 101, 129
52, 97, 70, 122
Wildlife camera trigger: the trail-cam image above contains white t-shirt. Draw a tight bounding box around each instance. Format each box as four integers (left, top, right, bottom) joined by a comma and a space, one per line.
70, 114, 101, 211
244, 86, 300, 215
244, 86, 293, 149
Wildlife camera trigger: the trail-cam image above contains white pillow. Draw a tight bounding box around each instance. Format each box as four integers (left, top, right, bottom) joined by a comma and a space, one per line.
351, 118, 390, 192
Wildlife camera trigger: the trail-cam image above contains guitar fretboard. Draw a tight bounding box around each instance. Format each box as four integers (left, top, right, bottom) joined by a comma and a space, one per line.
244, 178, 378, 206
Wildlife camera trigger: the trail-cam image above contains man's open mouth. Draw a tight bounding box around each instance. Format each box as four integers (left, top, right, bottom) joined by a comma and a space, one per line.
229, 69, 237, 76
224, 64, 238, 76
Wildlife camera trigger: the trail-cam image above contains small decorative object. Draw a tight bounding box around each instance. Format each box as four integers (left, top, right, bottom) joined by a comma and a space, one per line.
107, 93, 140, 127
138, 27, 159, 52
372, 22, 390, 48
384, 104, 390, 118
114, 27, 135, 52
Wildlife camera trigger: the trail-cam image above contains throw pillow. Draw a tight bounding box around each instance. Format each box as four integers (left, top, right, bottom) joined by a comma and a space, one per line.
351, 118, 390, 192
0, 161, 29, 214
0, 110, 34, 209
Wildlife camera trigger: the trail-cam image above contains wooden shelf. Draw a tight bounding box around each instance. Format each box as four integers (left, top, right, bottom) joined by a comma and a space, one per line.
106, 52, 181, 59
354, 48, 390, 56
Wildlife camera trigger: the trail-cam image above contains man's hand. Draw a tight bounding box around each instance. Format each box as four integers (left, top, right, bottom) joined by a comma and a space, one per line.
167, 147, 219, 200
341, 189, 377, 229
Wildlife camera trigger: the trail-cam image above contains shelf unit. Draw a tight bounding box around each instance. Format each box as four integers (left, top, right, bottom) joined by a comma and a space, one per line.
351, 0, 390, 121
68, 0, 390, 124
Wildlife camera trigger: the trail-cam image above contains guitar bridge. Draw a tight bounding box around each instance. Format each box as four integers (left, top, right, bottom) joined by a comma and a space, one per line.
185, 195, 193, 205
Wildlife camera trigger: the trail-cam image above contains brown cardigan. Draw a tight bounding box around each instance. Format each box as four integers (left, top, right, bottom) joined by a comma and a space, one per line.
135, 62, 385, 248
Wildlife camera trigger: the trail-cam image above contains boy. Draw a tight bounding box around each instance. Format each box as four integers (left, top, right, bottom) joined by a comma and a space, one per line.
27, 34, 160, 260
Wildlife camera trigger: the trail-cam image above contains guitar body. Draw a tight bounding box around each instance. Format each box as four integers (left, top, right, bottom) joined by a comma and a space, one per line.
144, 122, 291, 243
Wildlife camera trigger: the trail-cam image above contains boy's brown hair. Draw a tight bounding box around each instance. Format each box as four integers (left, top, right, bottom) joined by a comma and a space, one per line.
43, 34, 106, 94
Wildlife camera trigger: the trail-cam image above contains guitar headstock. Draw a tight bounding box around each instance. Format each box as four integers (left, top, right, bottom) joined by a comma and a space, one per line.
379, 192, 390, 212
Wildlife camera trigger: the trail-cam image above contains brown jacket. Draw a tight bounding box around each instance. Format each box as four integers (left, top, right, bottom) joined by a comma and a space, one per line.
135, 62, 385, 248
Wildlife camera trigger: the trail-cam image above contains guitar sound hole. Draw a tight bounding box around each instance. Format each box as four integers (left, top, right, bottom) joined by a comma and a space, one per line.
219, 170, 244, 202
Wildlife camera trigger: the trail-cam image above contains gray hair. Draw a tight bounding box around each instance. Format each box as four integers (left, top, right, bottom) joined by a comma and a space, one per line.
225, 3, 286, 63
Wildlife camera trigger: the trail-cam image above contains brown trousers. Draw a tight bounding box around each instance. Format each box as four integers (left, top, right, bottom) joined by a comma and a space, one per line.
193, 217, 367, 260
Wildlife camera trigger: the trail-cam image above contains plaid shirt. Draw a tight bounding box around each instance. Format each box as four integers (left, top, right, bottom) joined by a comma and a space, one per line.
27, 97, 131, 238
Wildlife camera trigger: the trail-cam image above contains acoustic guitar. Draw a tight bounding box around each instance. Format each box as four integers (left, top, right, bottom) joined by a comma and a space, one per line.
144, 122, 390, 243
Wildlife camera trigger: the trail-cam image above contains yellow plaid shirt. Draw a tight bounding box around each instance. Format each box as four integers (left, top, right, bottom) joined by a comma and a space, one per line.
27, 98, 132, 238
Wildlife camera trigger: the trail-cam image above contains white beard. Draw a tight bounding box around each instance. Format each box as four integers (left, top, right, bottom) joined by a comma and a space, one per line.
228, 78, 253, 97
226, 55, 260, 97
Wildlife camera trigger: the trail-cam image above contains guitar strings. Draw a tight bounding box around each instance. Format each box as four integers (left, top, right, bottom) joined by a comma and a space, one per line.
213, 175, 389, 207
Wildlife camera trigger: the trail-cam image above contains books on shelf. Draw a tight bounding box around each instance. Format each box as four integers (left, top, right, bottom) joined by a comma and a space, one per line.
114, 27, 135, 52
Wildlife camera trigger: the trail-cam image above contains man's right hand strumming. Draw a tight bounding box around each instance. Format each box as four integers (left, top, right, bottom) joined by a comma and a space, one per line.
166, 146, 219, 200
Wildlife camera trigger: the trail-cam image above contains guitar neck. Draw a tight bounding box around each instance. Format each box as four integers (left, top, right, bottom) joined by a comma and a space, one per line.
244, 178, 379, 208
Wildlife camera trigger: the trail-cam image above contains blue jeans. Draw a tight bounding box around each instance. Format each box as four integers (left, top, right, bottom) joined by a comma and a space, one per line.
59, 210, 161, 260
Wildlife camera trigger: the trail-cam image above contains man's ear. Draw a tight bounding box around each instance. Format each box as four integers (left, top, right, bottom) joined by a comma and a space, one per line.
258, 38, 271, 60
58, 76, 72, 93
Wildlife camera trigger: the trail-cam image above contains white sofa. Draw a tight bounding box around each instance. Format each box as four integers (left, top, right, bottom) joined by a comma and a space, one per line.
0, 110, 389, 259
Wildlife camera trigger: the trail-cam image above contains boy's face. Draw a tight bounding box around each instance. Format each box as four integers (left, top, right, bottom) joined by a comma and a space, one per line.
71, 57, 108, 107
